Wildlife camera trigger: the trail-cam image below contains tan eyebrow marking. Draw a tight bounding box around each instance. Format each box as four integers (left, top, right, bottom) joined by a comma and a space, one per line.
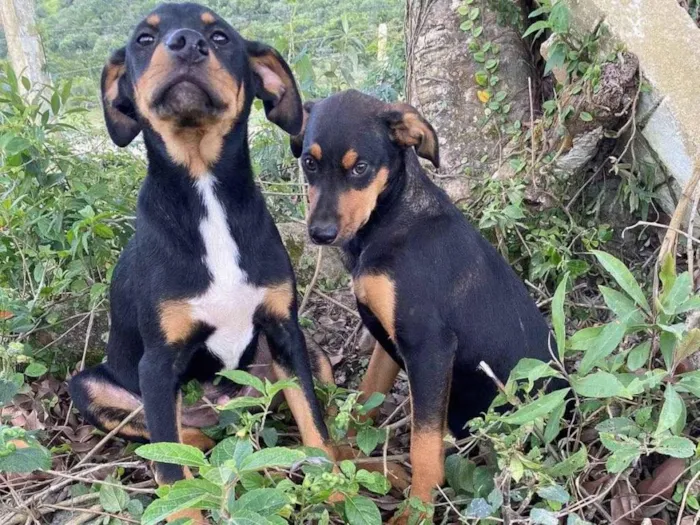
146, 14, 160, 26
309, 143, 322, 161
201, 12, 215, 24
342, 149, 358, 170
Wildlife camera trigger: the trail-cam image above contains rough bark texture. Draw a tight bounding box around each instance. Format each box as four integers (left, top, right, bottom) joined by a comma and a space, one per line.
405, 0, 533, 200
0, 0, 50, 88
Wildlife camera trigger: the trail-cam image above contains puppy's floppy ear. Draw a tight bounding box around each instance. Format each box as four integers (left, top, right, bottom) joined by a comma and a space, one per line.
247, 40, 303, 135
290, 100, 316, 158
381, 103, 440, 168
101, 48, 140, 147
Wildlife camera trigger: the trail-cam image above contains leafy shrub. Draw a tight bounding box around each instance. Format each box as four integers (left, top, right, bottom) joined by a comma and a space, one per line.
0, 65, 141, 354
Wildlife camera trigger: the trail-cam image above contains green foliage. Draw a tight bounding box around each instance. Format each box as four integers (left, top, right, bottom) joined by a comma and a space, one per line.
0, 66, 141, 357
130, 376, 392, 524
441, 251, 700, 521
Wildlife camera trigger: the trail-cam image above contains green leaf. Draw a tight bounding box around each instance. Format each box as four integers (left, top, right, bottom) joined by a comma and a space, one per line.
356, 427, 382, 456
444, 454, 475, 493
465, 498, 493, 518
659, 253, 677, 296
656, 385, 685, 435
218, 370, 266, 394
24, 362, 48, 378
595, 417, 639, 436
537, 485, 570, 504
239, 447, 306, 472
523, 20, 550, 38
676, 371, 700, 397
0, 378, 20, 406
568, 326, 604, 351
591, 250, 650, 312
654, 436, 695, 458
571, 372, 628, 399
544, 400, 565, 444
549, 1, 570, 33
0, 445, 51, 473
552, 274, 568, 360
578, 318, 627, 375
579, 112, 593, 122
500, 388, 570, 426
219, 397, 266, 411
261, 427, 278, 448
226, 510, 270, 525
599, 286, 643, 324
674, 329, 700, 366
600, 434, 641, 472
531, 508, 559, 525
265, 378, 298, 399
344, 495, 381, 525
141, 494, 206, 525
358, 392, 385, 414
100, 482, 129, 513
136, 443, 208, 467
661, 271, 692, 314
546, 446, 588, 478
475, 70, 489, 87
356, 470, 391, 495
210, 437, 253, 468
231, 488, 288, 516
676, 295, 700, 314
627, 341, 651, 371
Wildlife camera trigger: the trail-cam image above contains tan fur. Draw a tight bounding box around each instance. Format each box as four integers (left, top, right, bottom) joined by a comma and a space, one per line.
358, 342, 400, 418
307, 185, 319, 218
387, 106, 437, 163
262, 282, 294, 319
341, 149, 358, 170
337, 167, 388, 240
201, 11, 215, 24
272, 363, 335, 459
159, 299, 195, 344
309, 143, 322, 161
354, 273, 396, 341
146, 14, 160, 26
166, 508, 206, 525
410, 428, 445, 502
134, 44, 246, 178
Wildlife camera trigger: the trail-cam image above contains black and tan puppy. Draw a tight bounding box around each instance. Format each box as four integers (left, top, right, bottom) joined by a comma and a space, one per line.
69, 2, 335, 513
290, 90, 555, 512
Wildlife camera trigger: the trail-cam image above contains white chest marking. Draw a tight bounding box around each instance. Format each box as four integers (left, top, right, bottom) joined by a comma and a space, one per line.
188, 175, 265, 369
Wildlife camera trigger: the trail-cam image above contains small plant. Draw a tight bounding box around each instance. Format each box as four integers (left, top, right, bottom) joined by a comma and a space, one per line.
437, 251, 700, 523
135, 371, 392, 525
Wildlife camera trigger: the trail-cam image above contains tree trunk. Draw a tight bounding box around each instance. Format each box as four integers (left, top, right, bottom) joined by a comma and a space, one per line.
0, 0, 50, 89
405, 0, 533, 200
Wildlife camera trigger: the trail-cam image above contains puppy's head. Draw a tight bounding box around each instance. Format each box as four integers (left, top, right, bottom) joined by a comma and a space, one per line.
290, 90, 439, 246
101, 3, 303, 176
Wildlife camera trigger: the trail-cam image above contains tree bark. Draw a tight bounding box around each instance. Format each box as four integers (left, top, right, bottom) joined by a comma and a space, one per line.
0, 0, 50, 89
405, 0, 533, 200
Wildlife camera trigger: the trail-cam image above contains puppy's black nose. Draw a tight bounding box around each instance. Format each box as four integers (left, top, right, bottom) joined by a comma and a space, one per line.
309, 223, 339, 245
166, 29, 209, 64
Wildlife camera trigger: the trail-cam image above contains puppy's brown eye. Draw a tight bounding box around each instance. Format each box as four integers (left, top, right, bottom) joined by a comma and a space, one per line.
211, 31, 229, 45
303, 157, 317, 171
352, 161, 368, 176
137, 33, 155, 46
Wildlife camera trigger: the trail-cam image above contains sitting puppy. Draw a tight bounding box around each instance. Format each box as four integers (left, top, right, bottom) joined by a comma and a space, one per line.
69, 3, 335, 516
290, 90, 555, 512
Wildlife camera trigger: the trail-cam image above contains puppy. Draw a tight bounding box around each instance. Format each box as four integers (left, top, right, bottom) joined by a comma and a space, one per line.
291, 90, 556, 516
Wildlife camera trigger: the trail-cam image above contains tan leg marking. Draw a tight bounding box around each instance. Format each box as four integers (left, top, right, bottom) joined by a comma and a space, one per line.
337, 167, 389, 240
358, 342, 400, 418
159, 299, 195, 345
354, 272, 396, 341
341, 149, 358, 170
272, 364, 335, 460
410, 427, 445, 503
262, 282, 294, 320
181, 428, 216, 451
